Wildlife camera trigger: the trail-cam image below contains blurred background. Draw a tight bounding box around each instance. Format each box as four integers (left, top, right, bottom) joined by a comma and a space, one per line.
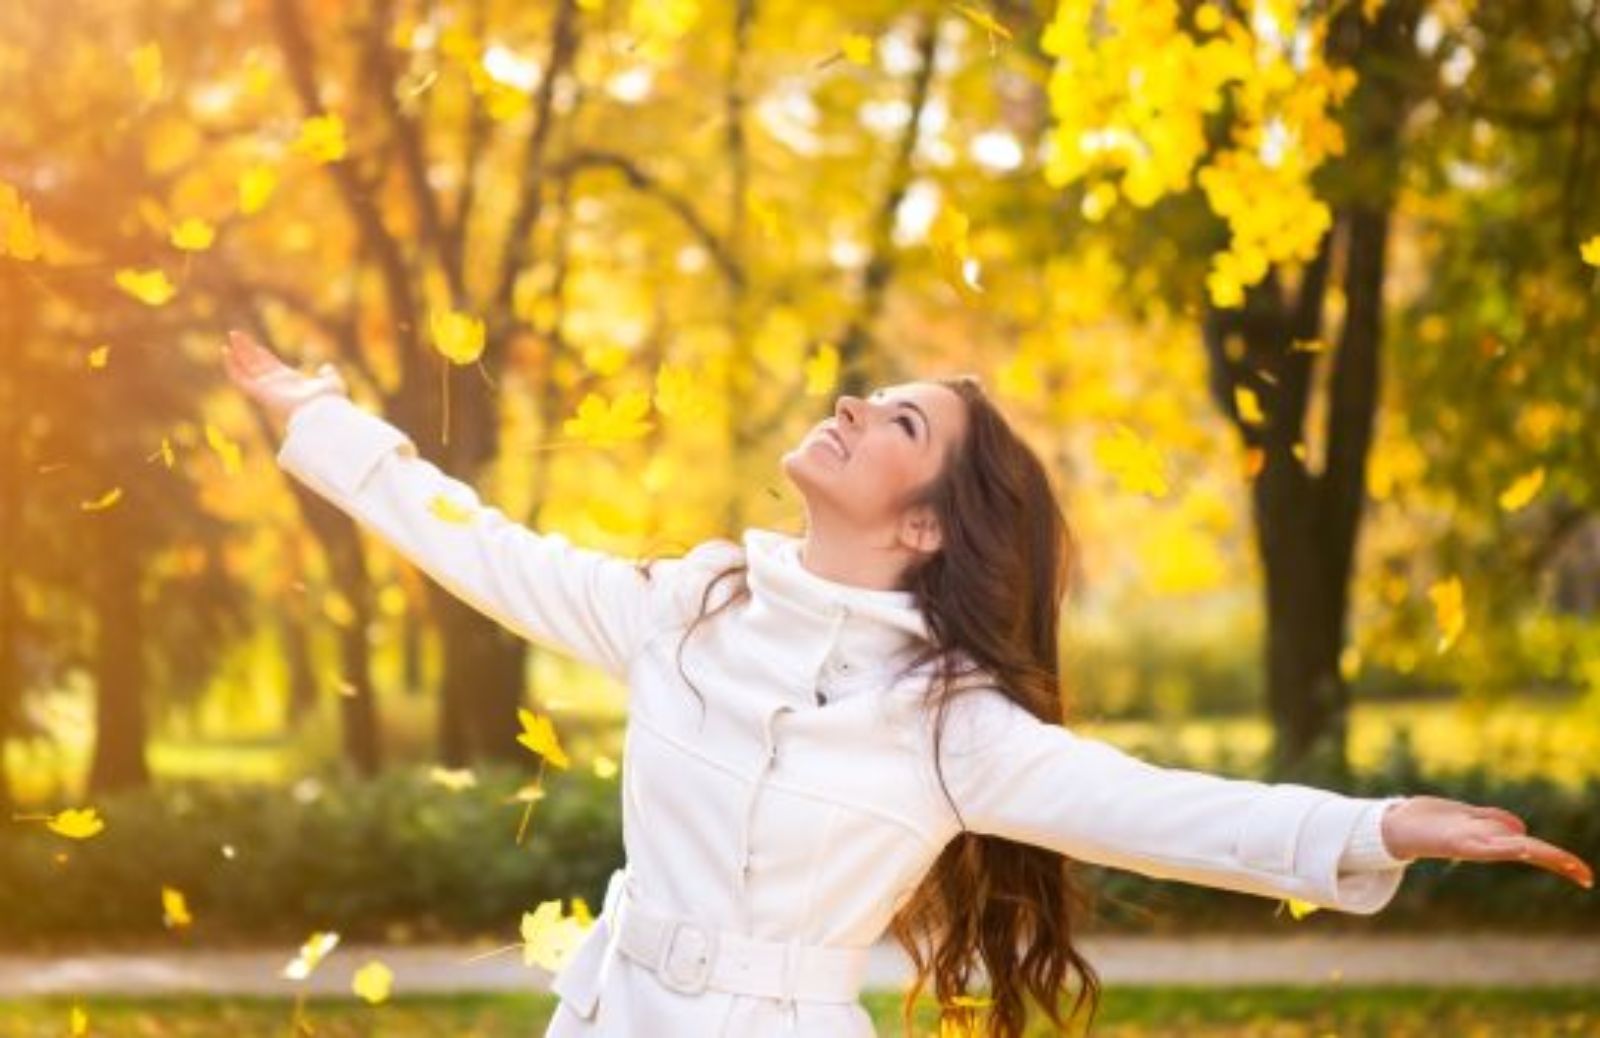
1, 0, 1598, 1032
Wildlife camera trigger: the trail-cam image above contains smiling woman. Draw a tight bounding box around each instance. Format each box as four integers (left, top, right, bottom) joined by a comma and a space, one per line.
220, 329, 1593, 1038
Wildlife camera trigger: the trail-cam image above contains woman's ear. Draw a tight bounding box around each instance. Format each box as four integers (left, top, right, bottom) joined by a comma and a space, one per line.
898, 507, 942, 555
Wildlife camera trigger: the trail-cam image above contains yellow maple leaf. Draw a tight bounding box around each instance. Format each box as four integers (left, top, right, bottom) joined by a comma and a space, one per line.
115, 268, 176, 306
1285, 897, 1320, 920
1234, 385, 1265, 426
841, 33, 875, 66
162, 885, 193, 929
292, 113, 347, 164
803, 343, 840, 396
47, 807, 106, 839
1, 183, 43, 261
80, 487, 123, 512
562, 391, 653, 446
169, 217, 215, 252
352, 960, 394, 1004
87, 345, 110, 369
282, 930, 340, 980
427, 493, 477, 524
516, 708, 570, 770
430, 308, 485, 365
1497, 467, 1544, 512
520, 899, 591, 972
205, 423, 242, 475
238, 165, 278, 215
1428, 576, 1465, 653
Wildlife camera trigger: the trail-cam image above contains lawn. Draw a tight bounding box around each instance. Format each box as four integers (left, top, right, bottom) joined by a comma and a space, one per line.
2, 988, 1598, 1037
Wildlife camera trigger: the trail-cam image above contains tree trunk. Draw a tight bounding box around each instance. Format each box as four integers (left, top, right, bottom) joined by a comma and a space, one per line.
86, 512, 150, 795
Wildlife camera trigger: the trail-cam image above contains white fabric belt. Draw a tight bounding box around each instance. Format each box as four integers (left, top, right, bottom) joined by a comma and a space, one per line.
612, 883, 870, 1003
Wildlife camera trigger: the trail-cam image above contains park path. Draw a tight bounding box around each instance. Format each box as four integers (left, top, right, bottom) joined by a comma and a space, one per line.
1, 934, 1596, 998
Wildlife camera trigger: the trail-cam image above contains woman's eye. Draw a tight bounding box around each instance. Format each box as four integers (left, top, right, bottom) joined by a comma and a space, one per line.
895, 415, 916, 437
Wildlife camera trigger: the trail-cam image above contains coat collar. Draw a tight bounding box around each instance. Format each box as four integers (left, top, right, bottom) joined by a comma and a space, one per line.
738, 527, 932, 689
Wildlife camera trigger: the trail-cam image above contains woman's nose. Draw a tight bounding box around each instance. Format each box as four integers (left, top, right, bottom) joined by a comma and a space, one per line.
835, 395, 862, 425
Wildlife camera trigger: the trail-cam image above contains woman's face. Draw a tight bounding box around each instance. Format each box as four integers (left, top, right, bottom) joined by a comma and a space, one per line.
781, 381, 968, 544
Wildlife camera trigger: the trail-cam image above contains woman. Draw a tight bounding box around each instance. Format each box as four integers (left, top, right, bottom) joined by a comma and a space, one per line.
222, 328, 1591, 1038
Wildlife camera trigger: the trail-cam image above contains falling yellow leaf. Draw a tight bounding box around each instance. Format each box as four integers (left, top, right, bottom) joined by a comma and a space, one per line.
115, 268, 176, 306
352, 960, 394, 1004
516, 708, 570, 770
169, 217, 215, 252
520, 899, 592, 972
562, 391, 653, 446
1497, 467, 1545, 512
430, 308, 485, 365
428, 493, 477, 524
803, 343, 840, 396
1, 182, 42, 261
592, 755, 618, 779
87, 345, 110, 369
1428, 575, 1465, 653
1285, 897, 1320, 920
80, 487, 123, 512
282, 931, 341, 980
1234, 385, 1265, 426
1580, 235, 1600, 267
69, 1004, 88, 1037
47, 807, 105, 840
292, 113, 348, 164
205, 423, 242, 475
238, 165, 278, 215
428, 765, 478, 791
841, 33, 875, 66
152, 436, 176, 469
162, 885, 193, 929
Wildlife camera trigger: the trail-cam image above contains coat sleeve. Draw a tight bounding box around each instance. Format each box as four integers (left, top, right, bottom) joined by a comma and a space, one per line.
935, 691, 1413, 914
274, 393, 686, 684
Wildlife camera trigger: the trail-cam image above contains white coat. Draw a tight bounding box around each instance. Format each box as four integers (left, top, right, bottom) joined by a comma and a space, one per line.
275, 394, 1413, 1037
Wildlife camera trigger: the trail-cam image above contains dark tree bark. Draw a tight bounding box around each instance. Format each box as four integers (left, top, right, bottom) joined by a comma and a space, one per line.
1203, 0, 1424, 783
86, 511, 150, 795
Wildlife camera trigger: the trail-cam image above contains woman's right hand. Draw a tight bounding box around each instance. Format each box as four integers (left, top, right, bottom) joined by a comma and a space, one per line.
221, 328, 349, 430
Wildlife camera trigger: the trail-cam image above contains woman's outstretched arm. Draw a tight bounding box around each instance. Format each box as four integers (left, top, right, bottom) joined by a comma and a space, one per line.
222, 328, 680, 683
936, 690, 1593, 914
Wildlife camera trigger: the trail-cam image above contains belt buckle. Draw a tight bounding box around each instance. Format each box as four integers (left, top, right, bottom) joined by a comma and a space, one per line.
656, 919, 717, 995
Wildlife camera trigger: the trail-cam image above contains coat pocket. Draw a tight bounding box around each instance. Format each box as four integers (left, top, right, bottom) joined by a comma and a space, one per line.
549, 914, 612, 1020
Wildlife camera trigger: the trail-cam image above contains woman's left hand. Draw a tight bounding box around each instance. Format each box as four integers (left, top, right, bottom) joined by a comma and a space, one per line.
1381, 795, 1593, 888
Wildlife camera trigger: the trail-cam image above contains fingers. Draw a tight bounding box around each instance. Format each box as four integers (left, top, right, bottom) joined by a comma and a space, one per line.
1469, 804, 1527, 834
1478, 833, 1594, 888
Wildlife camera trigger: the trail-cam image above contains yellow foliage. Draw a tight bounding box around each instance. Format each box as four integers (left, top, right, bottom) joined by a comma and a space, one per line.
562, 390, 653, 445
46, 807, 106, 839
170, 217, 216, 251
517, 707, 571, 769
1428, 576, 1465, 654
80, 487, 123, 512
115, 267, 176, 306
161, 885, 193, 929
0, 182, 42, 260
1497, 467, 1544, 512
292, 113, 348, 165
238, 164, 277, 216
282, 931, 341, 980
521, 899, 593, 972
430, 308, 486, 365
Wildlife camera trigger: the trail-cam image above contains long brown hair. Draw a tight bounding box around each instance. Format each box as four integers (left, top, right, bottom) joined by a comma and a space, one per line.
650, 375, 1101, 1037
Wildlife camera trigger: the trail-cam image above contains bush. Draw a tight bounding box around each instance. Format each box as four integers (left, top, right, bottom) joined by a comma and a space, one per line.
3, 743, 1594, 948
0, 765, 623, 950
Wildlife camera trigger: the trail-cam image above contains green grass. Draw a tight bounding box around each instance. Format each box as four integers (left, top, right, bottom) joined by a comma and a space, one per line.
2, 988, 1598, 1037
